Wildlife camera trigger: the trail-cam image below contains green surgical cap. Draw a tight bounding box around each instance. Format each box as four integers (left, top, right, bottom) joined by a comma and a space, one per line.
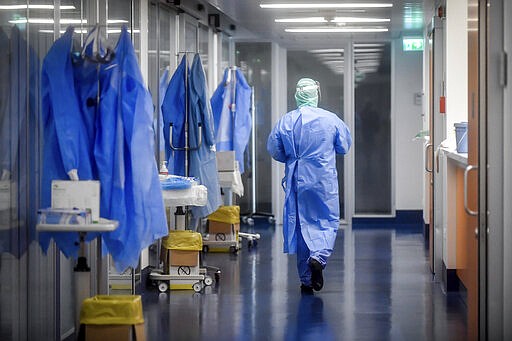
295, 78, 318, 108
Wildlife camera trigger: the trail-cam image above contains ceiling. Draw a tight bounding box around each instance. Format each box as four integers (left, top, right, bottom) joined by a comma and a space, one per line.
206, 0, 435, 49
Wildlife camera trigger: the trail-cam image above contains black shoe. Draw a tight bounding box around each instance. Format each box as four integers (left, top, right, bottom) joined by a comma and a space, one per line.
300, 284, 314, 295
309, 259, 323, 291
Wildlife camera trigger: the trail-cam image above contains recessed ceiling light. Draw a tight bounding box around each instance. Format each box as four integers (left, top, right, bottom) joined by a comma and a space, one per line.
332, 17, 390, 23
0, 4, 75, 10
285, 27, 388, 33
275, 17, 327, 23
9, 18, 87, 24
354, 48, 384, 52
309, 49, 345, 53
354, 43, 385, 47
261, 3, 393, 9
107, 19, 130, 24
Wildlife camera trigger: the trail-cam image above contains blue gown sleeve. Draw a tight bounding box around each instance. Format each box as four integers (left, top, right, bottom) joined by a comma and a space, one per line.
267, 122, 287, 163
161, 56, 187, 176
210, 68, 228, 138
233, 70, 252, 173
334, 118, 352, 155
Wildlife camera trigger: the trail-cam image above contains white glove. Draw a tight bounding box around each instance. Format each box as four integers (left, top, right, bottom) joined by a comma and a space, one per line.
67, 169, 79, 181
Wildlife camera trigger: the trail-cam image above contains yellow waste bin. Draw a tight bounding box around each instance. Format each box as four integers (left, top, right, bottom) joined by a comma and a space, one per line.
79, 295, 145, 341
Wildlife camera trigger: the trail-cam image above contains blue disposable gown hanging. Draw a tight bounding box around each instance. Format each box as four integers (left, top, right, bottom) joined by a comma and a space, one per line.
267, 106, 351, 256
94, 27, 167, 271
41, 27, 167, 271
188, 54, 221, 218
162, 57, 187, 176
40, 27, 96, 257
210, 68, 252, 173
161, 54, 221, 220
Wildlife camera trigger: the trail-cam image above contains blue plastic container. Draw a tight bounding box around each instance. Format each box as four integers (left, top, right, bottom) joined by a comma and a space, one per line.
454, 122, 468, 153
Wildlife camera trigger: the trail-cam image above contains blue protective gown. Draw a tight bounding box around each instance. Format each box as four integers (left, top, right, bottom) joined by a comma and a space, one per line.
41, 27, 167, 271
95, 27, 167, 271
188, 54, 222, 218
267, 106, 351, 271
162, 57, 186, 176
210, 68, 252, 173
40, 27, 96, 257
161, 54, 221, 220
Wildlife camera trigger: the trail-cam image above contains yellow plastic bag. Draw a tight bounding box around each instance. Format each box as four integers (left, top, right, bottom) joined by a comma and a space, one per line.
162, 230, 203, 251
207, 205, 240, 224
79, 295, 144, 325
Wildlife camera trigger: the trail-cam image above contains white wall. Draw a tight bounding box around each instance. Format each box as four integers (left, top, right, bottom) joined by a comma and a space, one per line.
393, 41, 424, 210
445, 0, 468, 147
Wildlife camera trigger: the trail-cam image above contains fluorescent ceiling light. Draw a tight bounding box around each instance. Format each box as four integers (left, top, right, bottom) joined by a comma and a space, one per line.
285, 27, 388, 33
0, 4, 75, 10
40, 29, 140, 34
355, 53, 381, 57
314, 53, 343, 58
355, 55, 381, 60
39, 29, 89, 34
354, 48, 383, 52
353, 43, 384, 47
107, 19, 129, 24
9, 18, 87, 24
332, 17, 390, 23
309, 49, 344, 53
275, 17, 327, 23
261, 3, 393, 9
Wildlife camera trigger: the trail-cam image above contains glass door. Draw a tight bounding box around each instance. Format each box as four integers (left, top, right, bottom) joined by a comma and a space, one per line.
353, 42, 392, 216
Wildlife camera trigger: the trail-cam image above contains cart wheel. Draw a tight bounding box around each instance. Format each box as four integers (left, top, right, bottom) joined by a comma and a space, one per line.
247, 240, 253, 249
247, 218, 254, 226
229, 246, 237, 253
202, 245, 209, 253
204, 276, 213, 286
268, 216, 276, 224
253, 239, 258, 247
158, 281, 168, 293
193, 282, 203, 293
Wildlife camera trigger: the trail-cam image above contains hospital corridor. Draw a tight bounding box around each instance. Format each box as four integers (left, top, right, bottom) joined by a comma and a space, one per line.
1, 0, 511, 340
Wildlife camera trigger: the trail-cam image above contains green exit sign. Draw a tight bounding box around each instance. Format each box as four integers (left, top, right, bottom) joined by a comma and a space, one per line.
403, 38, 424, 51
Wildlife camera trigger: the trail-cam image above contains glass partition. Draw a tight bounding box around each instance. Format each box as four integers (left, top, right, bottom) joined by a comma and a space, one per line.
354, 42, 392, 215
0, 1, 144, 339
287, 49, 345, 220
220, 33, 230, 79
235, 42, 272, 215
198, 23, 209, 80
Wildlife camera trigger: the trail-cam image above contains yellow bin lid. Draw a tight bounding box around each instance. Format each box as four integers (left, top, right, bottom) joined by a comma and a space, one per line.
80, 295, 144, 325
162, 230, 203, 251
207, 205, 240, 224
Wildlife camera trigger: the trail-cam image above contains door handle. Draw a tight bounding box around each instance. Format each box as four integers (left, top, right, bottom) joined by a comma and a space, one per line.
464, 165, 478, 216
425, 143, 433, 173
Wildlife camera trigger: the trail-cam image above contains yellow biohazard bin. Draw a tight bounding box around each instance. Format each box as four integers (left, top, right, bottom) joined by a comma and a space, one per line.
204, 206, 241, 253
79, 295, 145, 341
161, 230, 203, 272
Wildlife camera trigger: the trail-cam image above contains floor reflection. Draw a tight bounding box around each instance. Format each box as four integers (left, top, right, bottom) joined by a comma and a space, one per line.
142, 222, 467, 340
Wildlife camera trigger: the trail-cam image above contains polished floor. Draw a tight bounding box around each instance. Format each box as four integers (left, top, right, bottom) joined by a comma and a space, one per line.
141, 223, 467, 340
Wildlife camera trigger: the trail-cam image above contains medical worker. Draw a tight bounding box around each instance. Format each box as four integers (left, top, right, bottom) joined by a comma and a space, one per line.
267, 78, 351, 293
